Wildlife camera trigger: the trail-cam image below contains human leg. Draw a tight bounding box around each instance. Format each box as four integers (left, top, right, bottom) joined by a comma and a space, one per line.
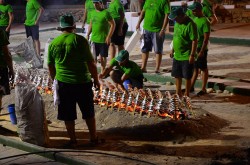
109, 43, 116, 60
97, 43, 109, 72
153, 31, 165, 73
175, 77, 182, 96
64, 120, 77, 143
100, 57, 107, 73
76, 82, 97, 141
191, 67, 199, 91
85, 117, 97, 141
26, 25, 41, 56
141, 52, 149, 72
201, 68, 208, 92
141, 30, 153, 72
155, 53, 162, 73
34, 39, 41, 57
57, 81, 78, 143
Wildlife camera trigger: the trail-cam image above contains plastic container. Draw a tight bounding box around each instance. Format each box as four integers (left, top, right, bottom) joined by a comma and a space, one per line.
8, 104, 17, 125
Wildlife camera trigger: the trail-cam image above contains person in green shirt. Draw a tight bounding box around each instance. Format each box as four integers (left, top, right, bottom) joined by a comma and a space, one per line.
108, 0, 128, 60
0, 29, 14, 110
86, 0, 115, 73
0, 0, 14, 39
169, 7, 198, 97
25, 0, 44, 56
189, 2, 211, 96
82, 0, 95, 34
136, 0, 170, 73
48, 14, 100, 148
185, 0, 218, 25
99, 50, 144, 92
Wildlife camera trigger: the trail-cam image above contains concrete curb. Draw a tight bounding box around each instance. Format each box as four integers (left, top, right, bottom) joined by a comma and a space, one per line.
143, 73, 250, 96
0, 135, 95, 165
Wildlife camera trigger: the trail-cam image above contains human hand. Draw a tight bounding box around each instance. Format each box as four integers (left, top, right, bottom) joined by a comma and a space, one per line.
159, 30, 165, 37
93, 79, 100, 90
189, 55, 194, 64
105, 37, 111, 45
136, 24, 140, 31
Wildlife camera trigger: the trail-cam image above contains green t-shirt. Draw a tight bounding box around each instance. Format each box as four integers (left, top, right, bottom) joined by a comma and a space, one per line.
25, 0, 41, 26
85, 0, 95, 24
108, 0, 125, 21
0, 29, 9, 67
193, 16, 210, 49
47, 33, 94, 84
90, 9, 113, 43
186, 3, 213, 21
173, 18, 198, 61
143, 0, 170, 32
186, 9, 196, 20
0, 3, 13, 26
110, 58, 143, 78
202, 4, 213, 18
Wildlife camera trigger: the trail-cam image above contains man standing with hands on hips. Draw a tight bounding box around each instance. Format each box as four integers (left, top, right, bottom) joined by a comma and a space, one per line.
25, 0, 44, 56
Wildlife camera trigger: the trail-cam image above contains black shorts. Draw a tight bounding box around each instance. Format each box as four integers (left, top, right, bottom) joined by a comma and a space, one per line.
111, 21, 128, 46
25, 25, 39, 40
93, 42, 109, 58
57, 80, 95, 121
195, 49, 208, 70
0, 67, 10, 95
0, 26, 9, 39
171, 59, 194, 79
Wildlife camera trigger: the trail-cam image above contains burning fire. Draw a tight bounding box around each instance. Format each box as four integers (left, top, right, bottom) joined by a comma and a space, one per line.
93, 80, 194, 120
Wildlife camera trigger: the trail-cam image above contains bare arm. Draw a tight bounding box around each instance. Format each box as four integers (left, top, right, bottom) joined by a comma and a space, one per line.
3, 45, 14, 80
198, 32, 210, 57
159, 13, 169, 37
136, 9, 145, 30
82, 5, 88, 28
6, 12, 14, 32
99, 65, 113, 79
86, 21, 92, 40
48, 64, 56, 80
87, 61, 100, 89
106, 19, 115, 45
35, 7, 44, 25
189, 39, 198, 64
208, 14, 218, 25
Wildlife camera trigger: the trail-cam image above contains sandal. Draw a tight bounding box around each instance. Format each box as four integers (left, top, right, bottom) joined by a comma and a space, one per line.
197, 90, 207, 96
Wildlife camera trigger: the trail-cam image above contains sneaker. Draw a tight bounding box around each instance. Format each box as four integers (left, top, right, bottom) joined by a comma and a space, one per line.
197, 90, 207, 96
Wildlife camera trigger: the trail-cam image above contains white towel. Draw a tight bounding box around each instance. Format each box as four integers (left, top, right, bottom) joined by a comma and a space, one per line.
52, 79, 60, 108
